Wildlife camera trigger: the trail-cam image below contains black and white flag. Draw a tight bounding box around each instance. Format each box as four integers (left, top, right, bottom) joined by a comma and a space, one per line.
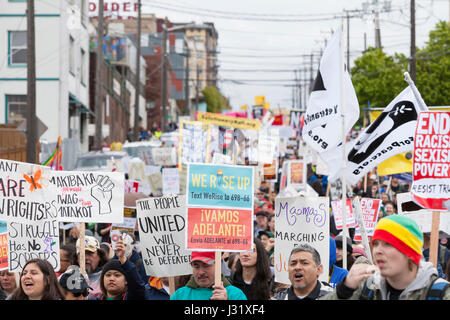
343, 86, 427, 185
301, 30, 360, 157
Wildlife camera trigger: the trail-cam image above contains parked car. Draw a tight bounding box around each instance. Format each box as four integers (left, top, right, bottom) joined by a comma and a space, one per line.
73, 150, 128, 172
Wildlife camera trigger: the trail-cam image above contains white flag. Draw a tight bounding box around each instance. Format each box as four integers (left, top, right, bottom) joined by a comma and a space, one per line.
345, 86, 426, 185
302, 30, 360, 155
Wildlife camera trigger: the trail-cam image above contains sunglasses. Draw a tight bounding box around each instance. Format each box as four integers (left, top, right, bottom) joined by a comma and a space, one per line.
72, 290, 89, 297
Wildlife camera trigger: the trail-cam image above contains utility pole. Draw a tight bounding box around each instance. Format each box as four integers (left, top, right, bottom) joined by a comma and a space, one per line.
195, 65, 200, 113
410, 0, 416, 82
161, 17, 168, 133
309, 53, 314, 93
347, 11, 350, 69
133, 0, 141, 141
374, 1, 382, 48
184, 46, 192, 119
26, 0, 37, 163
94, 0, 104, 149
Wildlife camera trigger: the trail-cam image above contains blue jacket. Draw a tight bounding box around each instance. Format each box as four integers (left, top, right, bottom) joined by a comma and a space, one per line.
144, 277, 170, 300
329, 236, 348, 288
114, 249, 149, 284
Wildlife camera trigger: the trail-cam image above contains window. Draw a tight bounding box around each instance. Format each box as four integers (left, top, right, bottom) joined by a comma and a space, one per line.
6, 95, 27, 123
9, 31, 27, 66
80, 48, 86, 84
69, 36, 75, 74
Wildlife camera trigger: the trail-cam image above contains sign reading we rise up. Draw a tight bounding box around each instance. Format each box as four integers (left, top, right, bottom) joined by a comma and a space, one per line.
186, 164, 254, 252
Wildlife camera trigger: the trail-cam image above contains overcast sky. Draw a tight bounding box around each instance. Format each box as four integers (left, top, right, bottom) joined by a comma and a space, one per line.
141, 0, 449, 111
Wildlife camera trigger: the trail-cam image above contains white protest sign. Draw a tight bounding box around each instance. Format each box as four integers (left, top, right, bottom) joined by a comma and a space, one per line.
274, 196, 329, 284
137, 195, 191, 277
49, 171, 124, 223
258, 129, 279, 164
0, 159, 60, 272
352, 198, 373, 264
331, 199, 356, 229
124, 180, 140, 193
162, 168, 180, 195
152, 147, 177, 166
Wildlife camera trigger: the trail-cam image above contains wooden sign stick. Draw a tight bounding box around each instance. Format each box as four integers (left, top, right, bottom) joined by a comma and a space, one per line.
429, 211, 440, 268
215, 251, 222, 286
79, 223, 86, 276
169, 276, 176, 296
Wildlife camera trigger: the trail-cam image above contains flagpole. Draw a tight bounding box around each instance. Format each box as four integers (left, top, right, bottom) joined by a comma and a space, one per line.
340, 19, 348, 270
404, 72, 428, 111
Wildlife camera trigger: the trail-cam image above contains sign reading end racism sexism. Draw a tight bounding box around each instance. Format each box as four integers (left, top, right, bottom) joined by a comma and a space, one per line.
186, 164, 254, 252
411, 111, 450, 211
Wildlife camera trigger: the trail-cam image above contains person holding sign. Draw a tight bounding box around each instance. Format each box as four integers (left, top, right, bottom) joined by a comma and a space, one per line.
96, 238, 147, 300
271, 244, 333, 300
321, 215, 450, 300
9, 259, 65, 300
170, 251, 247, 300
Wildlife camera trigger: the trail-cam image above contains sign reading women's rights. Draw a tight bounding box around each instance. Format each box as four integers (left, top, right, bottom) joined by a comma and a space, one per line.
137, 195, 191, 277
274, 197, 329, 284
48, 171, 124, 223
186, 164, 254, 252
0, 159, 60, 272
331, 199, 356, 230
411, 111, 450, 210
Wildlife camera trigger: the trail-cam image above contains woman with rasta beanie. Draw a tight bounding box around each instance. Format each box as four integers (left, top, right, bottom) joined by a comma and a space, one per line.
321, 215, 450, 300
94, 238, 146, 300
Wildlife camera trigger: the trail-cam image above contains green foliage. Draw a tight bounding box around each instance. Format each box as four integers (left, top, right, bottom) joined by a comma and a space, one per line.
350, 21, 449, 120
202, 86, 229, 113
416, 21, 450, 106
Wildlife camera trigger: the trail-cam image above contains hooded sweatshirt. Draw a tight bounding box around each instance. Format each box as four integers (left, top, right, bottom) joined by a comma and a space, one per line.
321, 261, 450, 300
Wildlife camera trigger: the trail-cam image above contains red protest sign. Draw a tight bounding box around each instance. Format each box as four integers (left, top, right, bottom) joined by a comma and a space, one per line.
353, 198, 381, 241
411, 111, 450, 211
331, 199, 356, 229
186, 207, 253, 251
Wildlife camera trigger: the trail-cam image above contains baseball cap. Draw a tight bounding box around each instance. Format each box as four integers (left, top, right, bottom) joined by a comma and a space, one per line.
59, 266, 92, 294
190, 251, 215, 265
76, 236, 100, 255
255, 211, 268, 218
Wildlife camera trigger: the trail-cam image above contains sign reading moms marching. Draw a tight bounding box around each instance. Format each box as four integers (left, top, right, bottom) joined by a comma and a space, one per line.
274, 197, 329, 284
411, 111, 450, 211
48, 171, 124, 224
0, 159, 60, 272
186, 164, 254, 252
137, 195, 191, 277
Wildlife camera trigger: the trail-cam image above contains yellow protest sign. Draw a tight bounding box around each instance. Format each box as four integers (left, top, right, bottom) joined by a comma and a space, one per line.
197, 112, 261, 130
254, 95, 265, 106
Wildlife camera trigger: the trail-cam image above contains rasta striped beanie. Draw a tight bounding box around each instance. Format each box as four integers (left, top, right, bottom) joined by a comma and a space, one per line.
371, 215, 423, 265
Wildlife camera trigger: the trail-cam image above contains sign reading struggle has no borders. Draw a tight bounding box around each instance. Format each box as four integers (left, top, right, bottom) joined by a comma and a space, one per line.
186, 164, 254, 251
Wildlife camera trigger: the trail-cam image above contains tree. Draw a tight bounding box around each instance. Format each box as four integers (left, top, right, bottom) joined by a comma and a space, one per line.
416, 21, 450, 107
202, 86, 230, 113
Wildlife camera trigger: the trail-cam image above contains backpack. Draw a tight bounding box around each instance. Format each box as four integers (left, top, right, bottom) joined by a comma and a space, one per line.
360, 275, 449, 300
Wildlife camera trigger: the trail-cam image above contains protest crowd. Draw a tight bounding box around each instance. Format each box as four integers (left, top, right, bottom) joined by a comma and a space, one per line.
1, 33, 449, 304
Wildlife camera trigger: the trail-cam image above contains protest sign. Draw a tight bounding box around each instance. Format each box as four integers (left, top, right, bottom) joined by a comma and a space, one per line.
137, 195, 192, 277
353, 198, 381, 241
124, 180, 140, 193
331, 199, 356, 229
0, 159, 60, 272
258, 129, 279, 164
162, 168, 180, 195
287, 160, 305, 186
0, 221, 7, 271
352, 198, 374, 264
48, 171, 124, 224
179, 120, 209, 166
197, 112, 261, 130
263, 159, 278, 181
274, 196, 329, 284
141, 148, 177, 166
186, 164, 254, 251
411, 111, 450, 211
111, 207, 137, 234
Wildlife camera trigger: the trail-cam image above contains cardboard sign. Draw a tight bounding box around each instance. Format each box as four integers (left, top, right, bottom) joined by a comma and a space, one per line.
162, 168, 180, 195
111, 207, 137, 234
137, 195, 192, 277
287, 160, 304, 186
353, 198, 381, 241
186, 164, 254, 251
274, 197, 330, 284
411, 111, 450, 210
0, 159, 60, 272
124, 180, 140, 193
49, 171, 125, 223
331, 199, 356, 230
141, 148, 177, 166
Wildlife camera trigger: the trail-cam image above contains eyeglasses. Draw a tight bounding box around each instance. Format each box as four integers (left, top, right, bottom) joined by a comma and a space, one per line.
72, 290, 89, 297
